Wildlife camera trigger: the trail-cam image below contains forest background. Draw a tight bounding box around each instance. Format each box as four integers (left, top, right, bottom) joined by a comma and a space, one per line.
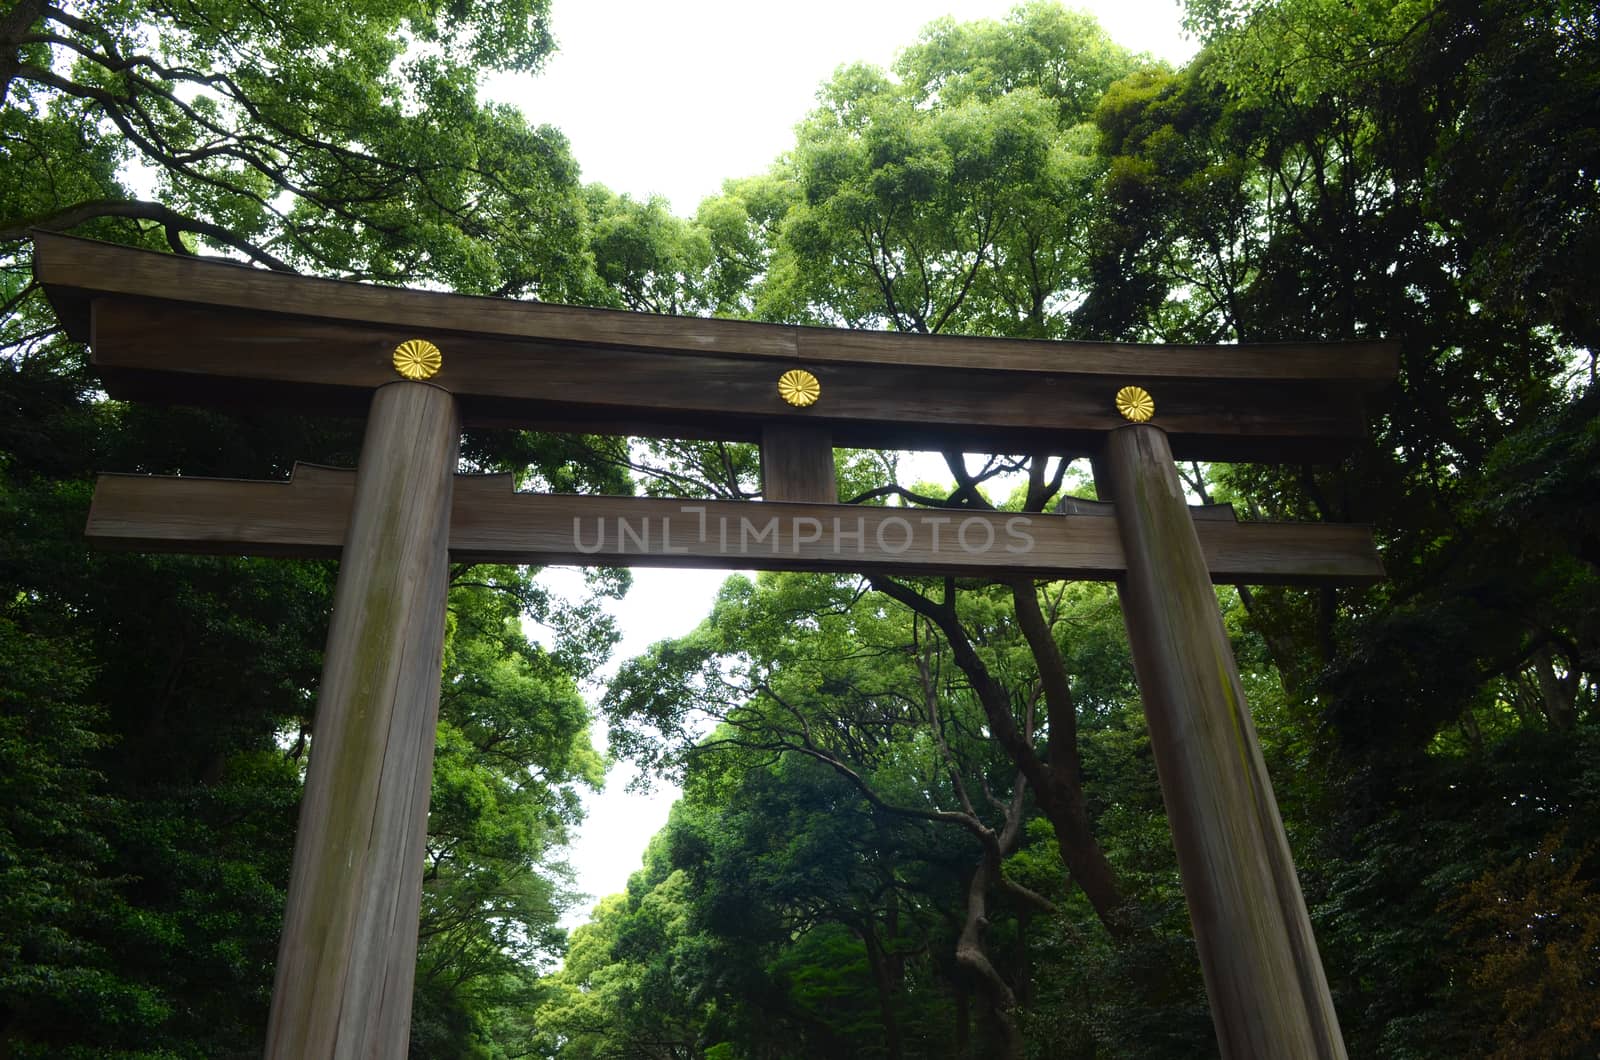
1, 0, 1597, 1057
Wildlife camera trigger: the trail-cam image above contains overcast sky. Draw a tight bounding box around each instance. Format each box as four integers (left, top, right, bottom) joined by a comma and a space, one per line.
493, 0, 1199, 927
485, 0, 1197, 215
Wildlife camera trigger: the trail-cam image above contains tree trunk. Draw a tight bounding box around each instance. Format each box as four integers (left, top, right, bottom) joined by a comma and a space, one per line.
1012, 579, 1134, 937
955, 864, 1023, 1060
872, 574, 1133, 938
859, 926, 905, 1060
0, 0, 47, 107
1533, 646, 1577, 731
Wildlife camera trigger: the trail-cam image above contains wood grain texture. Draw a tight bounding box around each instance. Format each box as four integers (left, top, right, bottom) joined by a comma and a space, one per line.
1100, 424, 1347, 1060
1057, 495, 1238, 521
761, 424, 837, 503
265, 384, 458, 1060
85, 465, 1386, 585
85, 296, 1380, 462
35, 231, 1399, 380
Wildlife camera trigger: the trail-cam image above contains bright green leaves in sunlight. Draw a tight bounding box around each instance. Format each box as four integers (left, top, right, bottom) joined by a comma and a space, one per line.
758, 6, 1146, 336
0, 0, 588, 328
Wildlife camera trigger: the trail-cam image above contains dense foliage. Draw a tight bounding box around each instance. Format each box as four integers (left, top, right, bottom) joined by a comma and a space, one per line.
533, 2, 1600, 1058
0, 0, 632, 1055
3, 0, 1597, 1057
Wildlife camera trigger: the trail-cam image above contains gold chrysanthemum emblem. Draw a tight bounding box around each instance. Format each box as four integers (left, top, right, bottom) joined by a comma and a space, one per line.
777, 369, 821, 407
1115, 385, 1155, 423
392, 339, 442, 380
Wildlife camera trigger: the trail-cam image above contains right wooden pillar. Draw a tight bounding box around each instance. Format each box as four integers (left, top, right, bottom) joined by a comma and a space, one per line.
1100, 423, 1346, 1059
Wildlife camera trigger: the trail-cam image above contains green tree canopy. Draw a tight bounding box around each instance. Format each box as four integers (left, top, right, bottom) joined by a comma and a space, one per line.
0, 0, 638, 1054
543, 3, 1600, 1058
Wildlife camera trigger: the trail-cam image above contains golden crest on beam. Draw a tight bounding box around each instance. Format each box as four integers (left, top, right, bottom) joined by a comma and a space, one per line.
393, 339, 443, 381
777, 369, 821, 407
1115, 385, 1155, 423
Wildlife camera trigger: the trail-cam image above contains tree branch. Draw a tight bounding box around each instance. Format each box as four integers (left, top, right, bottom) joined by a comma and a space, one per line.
4, 199, 295, 271
0, 0, 48, 107
869, 575, 1049, 792
1008, 580, 1080, 780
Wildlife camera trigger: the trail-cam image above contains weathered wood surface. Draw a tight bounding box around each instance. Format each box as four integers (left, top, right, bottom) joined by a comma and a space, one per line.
31, 233, 1398, 461
86, 464, 1385, 585
36, 231, 1399, 379
1057, 495, 1238, 521
83, 296, 1378, 461
265, 384, 459, 1059
761, 424, 838, 503
1100, 424, 1347, 1060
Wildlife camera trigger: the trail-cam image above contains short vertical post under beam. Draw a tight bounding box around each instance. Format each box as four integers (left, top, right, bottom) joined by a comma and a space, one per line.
760, 423, 837, 503
1100, 423, 1346, 1060
266, 381, 460, 1058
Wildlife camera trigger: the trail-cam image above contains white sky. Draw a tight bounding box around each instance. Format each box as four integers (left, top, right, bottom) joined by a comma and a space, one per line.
500, 0, 1200, 927
485, 0, 1197, 215
541, 565, 731, 927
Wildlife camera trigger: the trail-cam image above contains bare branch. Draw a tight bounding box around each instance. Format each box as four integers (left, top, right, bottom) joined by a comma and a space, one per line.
842, 483, 959, 508
996, 874, 1056, 914
1008, 579, 1079, 779
4, 199, 295, 271
869, 575, 1049, 792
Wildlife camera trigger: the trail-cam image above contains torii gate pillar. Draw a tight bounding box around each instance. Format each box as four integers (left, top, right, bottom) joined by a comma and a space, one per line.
265, 381, 459, 1058
1101, 423, 1346, 1059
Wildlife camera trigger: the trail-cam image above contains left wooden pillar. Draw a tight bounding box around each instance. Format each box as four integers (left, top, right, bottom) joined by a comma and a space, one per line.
266, 381, 459, 1059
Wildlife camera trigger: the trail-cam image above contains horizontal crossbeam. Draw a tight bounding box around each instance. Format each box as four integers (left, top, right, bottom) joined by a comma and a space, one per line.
86, 465, 1384, 585
34, 233, 1399, 462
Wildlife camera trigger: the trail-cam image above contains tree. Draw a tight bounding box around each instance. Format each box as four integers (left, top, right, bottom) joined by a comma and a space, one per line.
1, 0, 635, 1053
617, 6, 1157, 941
0, 0, 588, 301
1447, 827, 1600, 1060
560, 1, 1600, 1055
1086, 1, 1600, 1053
753, 3, 1145, 335
602, 571, 1054, 1056
410, 570, 612, 1058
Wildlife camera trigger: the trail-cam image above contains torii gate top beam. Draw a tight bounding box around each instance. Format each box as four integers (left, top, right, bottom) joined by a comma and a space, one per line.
33, 233, 1396, 462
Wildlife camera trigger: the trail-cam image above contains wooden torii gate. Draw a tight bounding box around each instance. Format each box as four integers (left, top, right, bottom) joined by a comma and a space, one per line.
34, 232, 1396, 1059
